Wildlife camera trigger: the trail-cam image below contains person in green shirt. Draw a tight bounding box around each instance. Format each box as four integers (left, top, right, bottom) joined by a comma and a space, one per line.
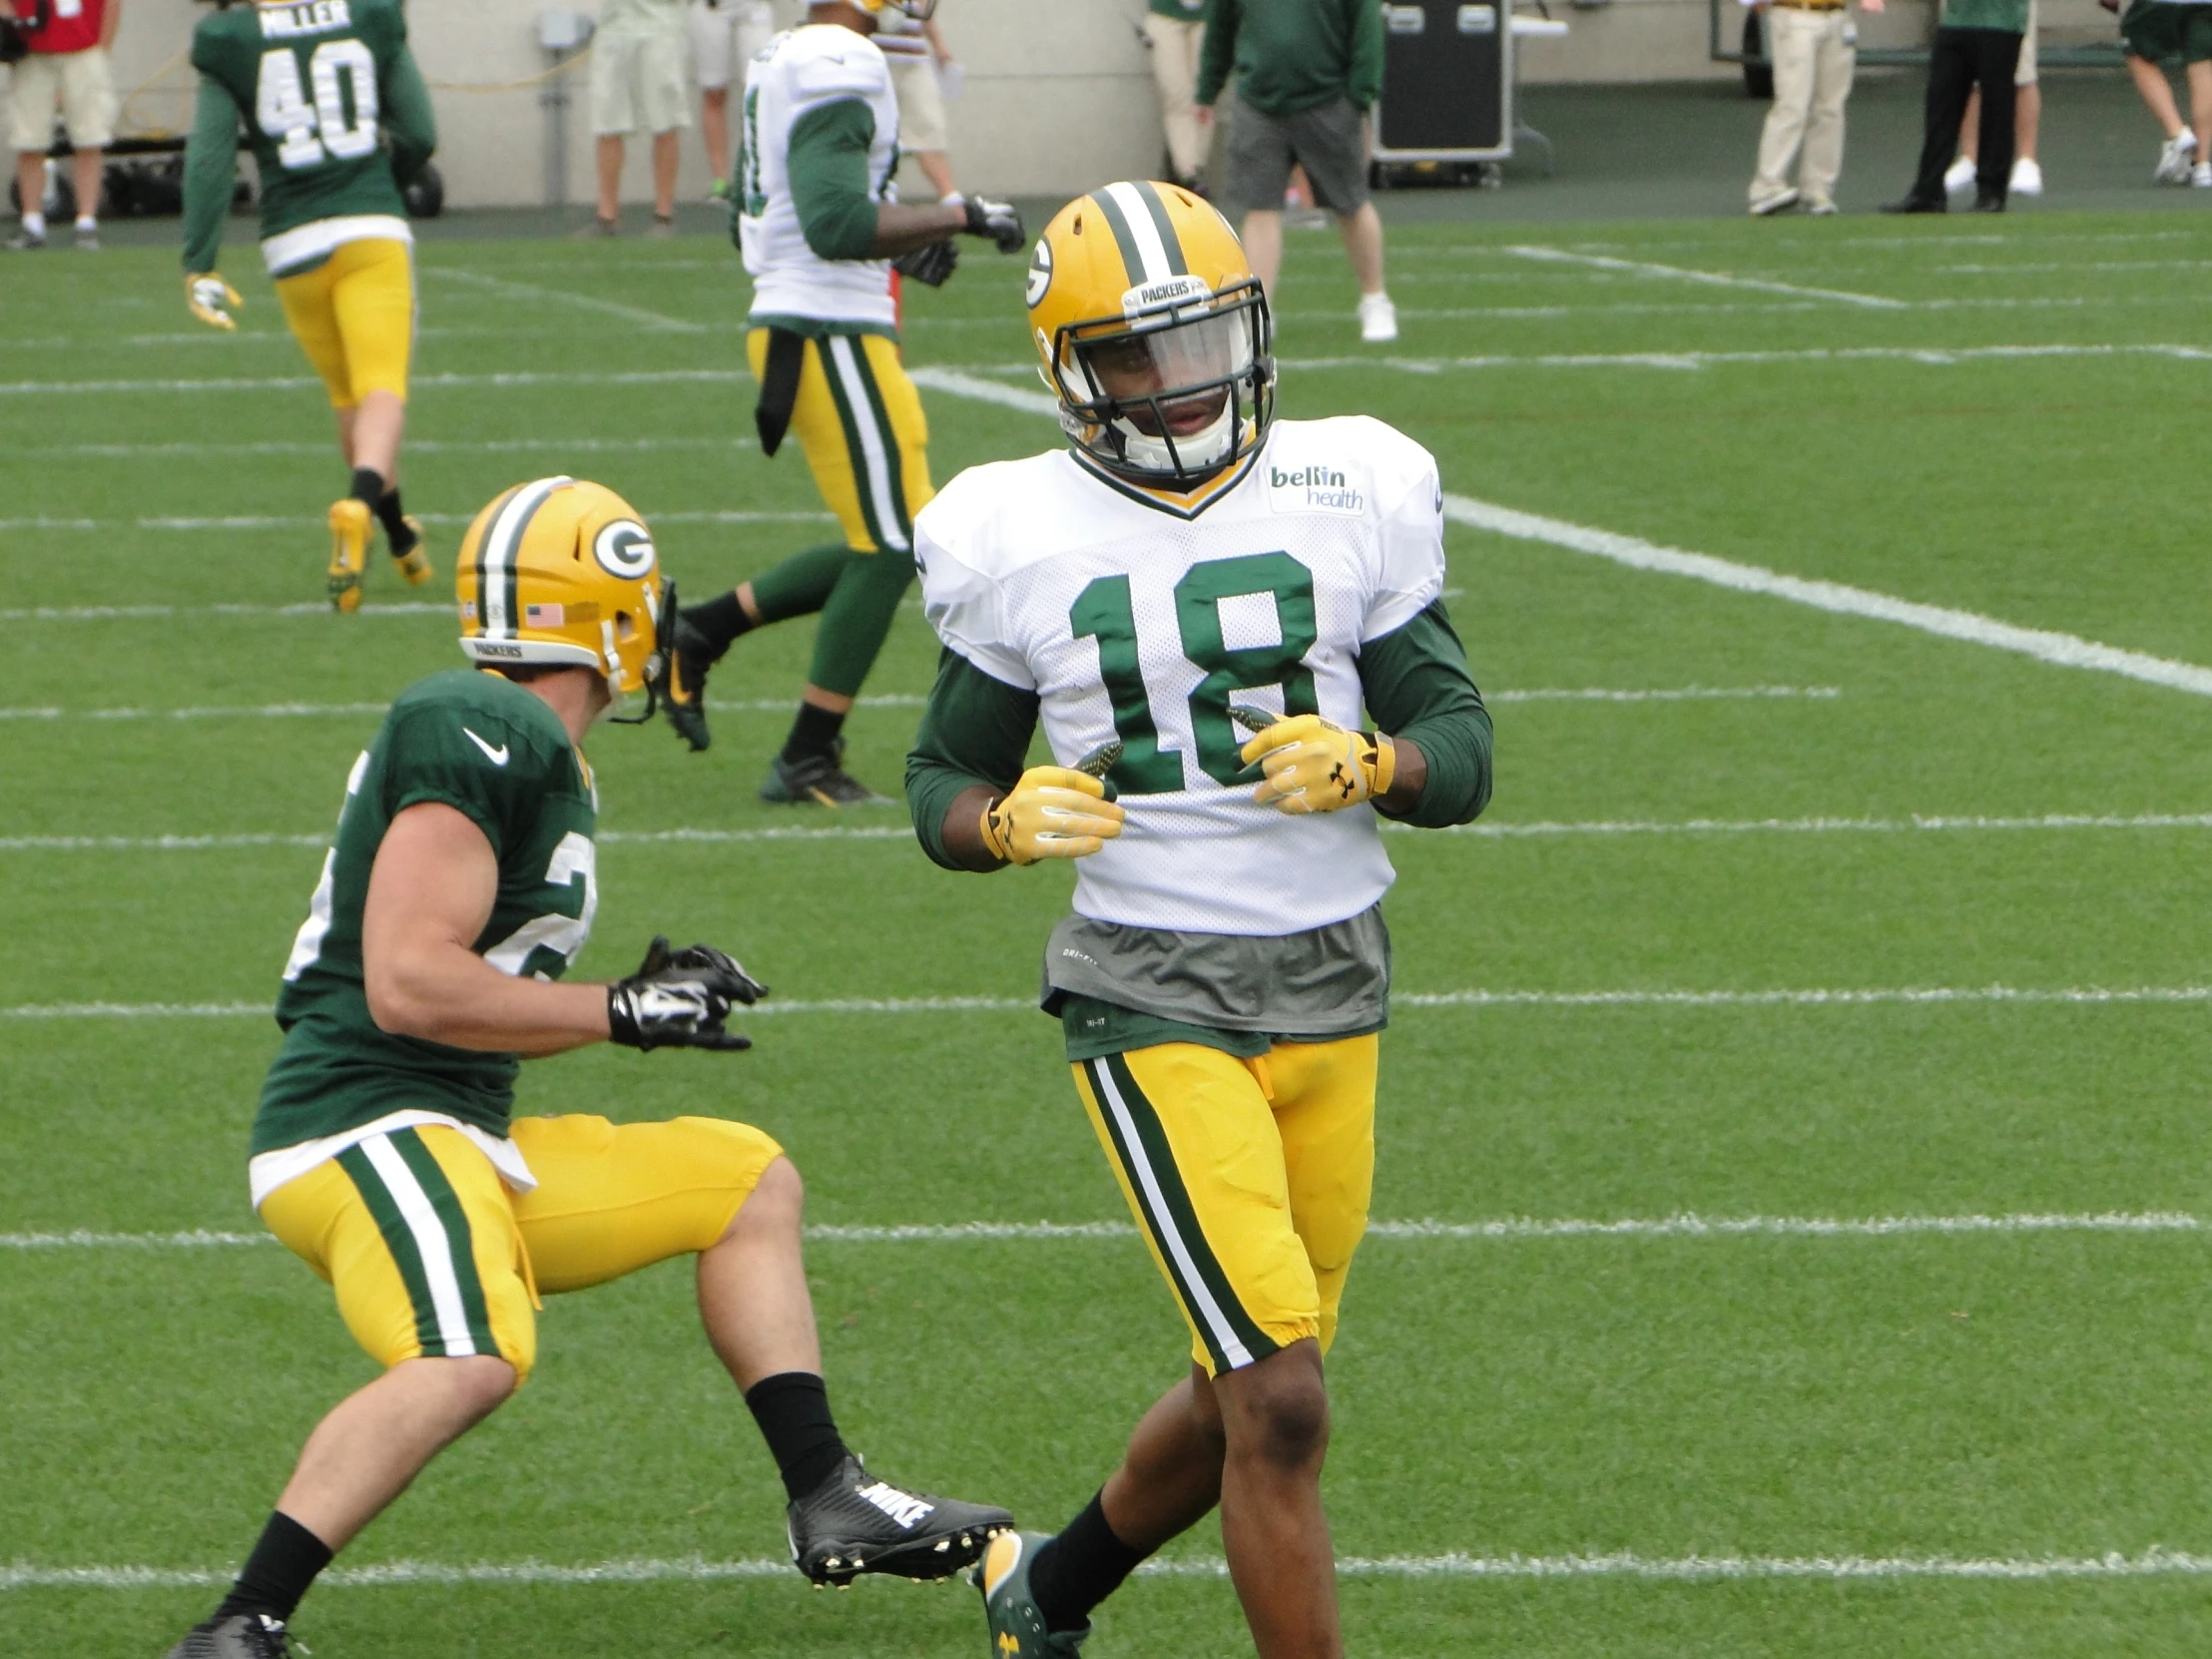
1196, 0, 1395, 340
1883, 0, 2029, 210
181, 0, 439, 610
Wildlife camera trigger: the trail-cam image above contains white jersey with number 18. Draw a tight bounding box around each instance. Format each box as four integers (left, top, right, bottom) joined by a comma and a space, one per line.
915, 415, 1447, 937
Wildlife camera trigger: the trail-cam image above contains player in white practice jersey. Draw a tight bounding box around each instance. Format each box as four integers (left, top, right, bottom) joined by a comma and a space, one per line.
651, 0, 1026, 809
904, 182, 1493, 1659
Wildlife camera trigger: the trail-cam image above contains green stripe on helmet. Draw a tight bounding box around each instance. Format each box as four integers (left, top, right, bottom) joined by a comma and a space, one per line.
1089, 188, 1151, 288
1131, 181, 1189, 276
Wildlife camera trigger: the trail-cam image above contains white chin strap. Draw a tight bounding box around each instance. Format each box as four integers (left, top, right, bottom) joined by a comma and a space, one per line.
1111, 398, 1236, 475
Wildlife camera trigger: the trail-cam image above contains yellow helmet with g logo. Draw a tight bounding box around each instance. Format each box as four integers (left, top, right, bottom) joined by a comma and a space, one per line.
851, 0, 938, 19
456, 477, 667, 713
1026, 180, 1273, 488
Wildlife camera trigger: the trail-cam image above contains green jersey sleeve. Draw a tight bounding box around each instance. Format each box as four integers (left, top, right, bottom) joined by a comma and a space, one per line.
905, 647, 1042, 869
787, 97, 882, 262
1358, 602, 1493, 828
181, 72, 243, 275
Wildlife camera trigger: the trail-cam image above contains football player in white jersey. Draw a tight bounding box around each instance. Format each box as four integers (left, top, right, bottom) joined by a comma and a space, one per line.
651, 0, 1026, 808
905, 182, 1493, 1659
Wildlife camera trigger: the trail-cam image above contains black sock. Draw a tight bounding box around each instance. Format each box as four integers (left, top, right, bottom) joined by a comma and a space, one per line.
214, 1510, 333, 1625
781, 701, 845, 765
744, 1371, 850, 1502
375, 488, 416, 556
684, 589, 756, 659
1027, 1490, 1146, 1634
349, 465, 386, 509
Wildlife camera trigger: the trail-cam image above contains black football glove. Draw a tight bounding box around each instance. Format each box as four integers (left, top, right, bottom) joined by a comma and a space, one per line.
961, 194, 1026, 254
893, 240, 959, 287
606, 935, 768, 1052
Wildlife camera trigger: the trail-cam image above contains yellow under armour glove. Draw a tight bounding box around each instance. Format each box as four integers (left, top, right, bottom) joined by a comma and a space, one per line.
1239, 714, 1395, 816
979, 766, 1127, 864
186, 273, 244, 330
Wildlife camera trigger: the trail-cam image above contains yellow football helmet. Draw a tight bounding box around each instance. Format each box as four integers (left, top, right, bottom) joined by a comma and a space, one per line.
456, 477, 667, 718
851, 0, 937, 21
1026, 180, 1273, 487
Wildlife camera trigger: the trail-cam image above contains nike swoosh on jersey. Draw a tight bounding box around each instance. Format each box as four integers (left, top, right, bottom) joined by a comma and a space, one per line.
462, 727, 510, 767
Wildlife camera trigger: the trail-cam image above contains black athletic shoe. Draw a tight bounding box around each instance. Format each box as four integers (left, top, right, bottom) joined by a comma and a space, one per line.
163, 1612, 296, 1658
975, 1530, 1092, 1656
786, 1452, 1015, 1585
655, 610, 721, 753
759, 739, 891, 807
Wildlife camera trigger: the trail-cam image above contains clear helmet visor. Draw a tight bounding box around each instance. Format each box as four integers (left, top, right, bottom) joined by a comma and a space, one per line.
1065, 307, 1258, 475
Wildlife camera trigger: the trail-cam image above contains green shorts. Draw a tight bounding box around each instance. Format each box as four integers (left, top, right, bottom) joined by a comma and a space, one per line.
2122, 0, 2212, 65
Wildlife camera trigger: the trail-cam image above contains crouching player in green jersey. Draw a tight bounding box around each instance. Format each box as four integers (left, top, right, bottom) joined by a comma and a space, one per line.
181, 0, 438, 612
165, 477, 1011, 1659
905, 186, 1492, 1659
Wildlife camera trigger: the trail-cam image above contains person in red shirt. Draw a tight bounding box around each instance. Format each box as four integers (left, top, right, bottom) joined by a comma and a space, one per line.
6, 0, 121, 250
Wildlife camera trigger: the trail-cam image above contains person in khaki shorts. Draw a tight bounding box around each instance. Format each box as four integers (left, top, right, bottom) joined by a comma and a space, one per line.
875, 6, 960, 199
1146, 0, 1212, 193
6, 0, 121, 250
588, 0, 692, 235
1746, 0, 1885, 216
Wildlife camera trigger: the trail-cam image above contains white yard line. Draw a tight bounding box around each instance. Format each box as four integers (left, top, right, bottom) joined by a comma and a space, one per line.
907, 365, 1060, 414
8, 984, 2210, 1020
17, 510, 830, 532
1275, 343, 2212, 374
1442, 492, 2212, 700
12, 1547, 2212, 1590
0, 369, 754, 396
10, 811, 2212, 853
0, 689, 1797, 722
0, 602, 446, 621
1498, 245, 1910, 309
25, 436, 753, 459
8, 1213, 2197, 1252
426, 268, 708, 333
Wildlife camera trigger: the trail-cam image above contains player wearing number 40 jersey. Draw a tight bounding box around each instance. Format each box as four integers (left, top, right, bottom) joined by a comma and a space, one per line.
163, 477, 1010, 1659
181, 0, 437, 613
905, 183, 1492, 1659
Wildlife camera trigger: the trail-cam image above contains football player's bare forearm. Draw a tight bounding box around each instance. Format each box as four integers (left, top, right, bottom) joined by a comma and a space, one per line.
1375, 736, 1427, 817
365, 941, 612, 1054
937, 784, 1009, 871
865, 201, 969, 258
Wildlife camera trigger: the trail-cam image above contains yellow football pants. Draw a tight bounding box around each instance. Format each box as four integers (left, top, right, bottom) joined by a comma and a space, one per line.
1073, 1035, 1378, 1377
275, 237, 416, 410
259, 1114, 784, 1384
747, 327, 933, 554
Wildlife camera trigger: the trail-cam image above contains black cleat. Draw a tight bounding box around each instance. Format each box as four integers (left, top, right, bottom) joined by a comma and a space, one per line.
163, 1612, 297, 1658
786, 1452, 1014, 1585
975, 1530, 1091, 1656
654, 610, 722, 753
759, 739, 892, 808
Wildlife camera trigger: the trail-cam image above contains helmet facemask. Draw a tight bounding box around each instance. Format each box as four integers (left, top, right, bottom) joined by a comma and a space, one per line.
1050, 278, 1274, 489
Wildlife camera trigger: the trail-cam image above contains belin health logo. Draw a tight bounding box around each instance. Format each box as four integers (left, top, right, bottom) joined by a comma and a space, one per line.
1270, 462, 1363, 514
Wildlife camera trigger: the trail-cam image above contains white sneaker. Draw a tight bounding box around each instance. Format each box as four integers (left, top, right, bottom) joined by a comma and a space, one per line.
1357, 291, 1397, 343
1748, 186, 1799, 217
2009, 157, 2042, 196
2195, 162, 2212, 188
2155, 131, 2198, 184
1942, 155, 1976, 195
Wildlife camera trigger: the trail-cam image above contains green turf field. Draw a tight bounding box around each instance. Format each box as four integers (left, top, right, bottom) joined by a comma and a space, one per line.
8, 209, 2212, 1656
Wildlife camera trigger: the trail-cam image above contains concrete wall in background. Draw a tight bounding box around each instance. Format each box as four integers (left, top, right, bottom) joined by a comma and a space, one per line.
0, 0, 2124, 205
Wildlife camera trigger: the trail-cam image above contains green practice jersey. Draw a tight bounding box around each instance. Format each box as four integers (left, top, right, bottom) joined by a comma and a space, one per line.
256, 671, 600, 1157
184, 0, 436, 276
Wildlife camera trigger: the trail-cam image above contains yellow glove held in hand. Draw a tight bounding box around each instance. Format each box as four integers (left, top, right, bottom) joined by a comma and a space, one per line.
186, 273, 244, 330
1239, 714, 1394, 815
979, 766, 1127, 864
